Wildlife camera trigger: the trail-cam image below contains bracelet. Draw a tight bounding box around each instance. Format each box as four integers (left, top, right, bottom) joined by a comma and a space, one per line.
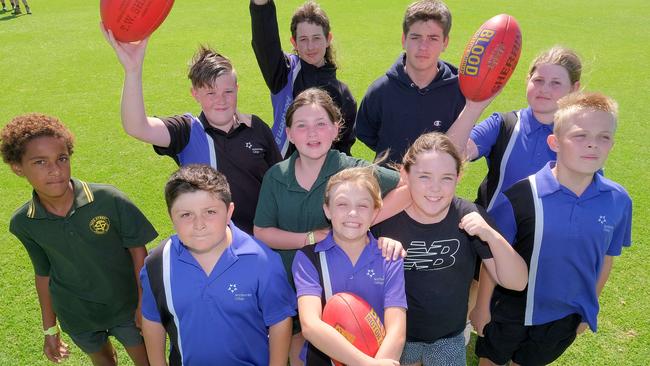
43, 324, 60, 336
307, 231, 316, 245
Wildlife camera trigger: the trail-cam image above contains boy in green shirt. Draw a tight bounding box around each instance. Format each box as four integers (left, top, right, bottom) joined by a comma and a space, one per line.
2, 113, 158, 366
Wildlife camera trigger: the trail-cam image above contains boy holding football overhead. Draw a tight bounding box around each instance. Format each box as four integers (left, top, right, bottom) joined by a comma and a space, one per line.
355, 0, 492, 165
102, 26, 282, 236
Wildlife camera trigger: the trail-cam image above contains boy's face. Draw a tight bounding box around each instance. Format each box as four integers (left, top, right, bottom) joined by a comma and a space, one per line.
291, 21, 331, 67
170, 190, 234, 255
527, 64, 579, 118
323, 181, 378, 245
548, 109, 616, 177
191, 73, 238, 132
402, 20, 448, 75
11, 136, 73, 202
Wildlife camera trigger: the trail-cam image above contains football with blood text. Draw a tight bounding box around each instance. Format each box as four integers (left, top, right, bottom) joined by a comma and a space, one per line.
100, 0, 175, 42
459, 14, 522, 101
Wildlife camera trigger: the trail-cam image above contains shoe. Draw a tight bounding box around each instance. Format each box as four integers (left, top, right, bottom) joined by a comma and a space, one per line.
26, 7, 30, 14
2, 6, 7, 11
13, 6, 20, 14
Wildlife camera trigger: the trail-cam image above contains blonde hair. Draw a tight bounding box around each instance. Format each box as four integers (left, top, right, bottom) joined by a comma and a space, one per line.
528, 46, 582, 85
553, 92, 619, 135
324, 167, 383, 209
401, 132, 463, 175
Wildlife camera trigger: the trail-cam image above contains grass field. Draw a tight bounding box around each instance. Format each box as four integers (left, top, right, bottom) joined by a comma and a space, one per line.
1, 0, 649, 364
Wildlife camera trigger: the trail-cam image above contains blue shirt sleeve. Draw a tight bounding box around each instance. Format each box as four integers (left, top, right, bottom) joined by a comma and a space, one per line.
606, 193, 633, 256
487, 193, 517, 245
470, 112, 504, 160
383, 258, 407, 309
259, 249, 297, 327
139, 265, 162, 323
292, 250, 323, 298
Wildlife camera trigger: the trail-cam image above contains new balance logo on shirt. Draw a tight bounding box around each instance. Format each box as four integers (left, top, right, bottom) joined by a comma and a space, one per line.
404, 239, 460, 271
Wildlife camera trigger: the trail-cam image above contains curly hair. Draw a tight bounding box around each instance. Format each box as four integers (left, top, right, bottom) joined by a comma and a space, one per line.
1, 113, 74, 165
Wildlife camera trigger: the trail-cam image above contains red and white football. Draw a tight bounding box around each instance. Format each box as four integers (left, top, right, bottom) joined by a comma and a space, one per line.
322, 292, 385, 366
100, 0, 175, 42
458, 14, 522, 101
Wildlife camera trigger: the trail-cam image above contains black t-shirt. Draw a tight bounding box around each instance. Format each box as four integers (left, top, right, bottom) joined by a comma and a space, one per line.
153, 113, 282, 235
372, 197, 493, 342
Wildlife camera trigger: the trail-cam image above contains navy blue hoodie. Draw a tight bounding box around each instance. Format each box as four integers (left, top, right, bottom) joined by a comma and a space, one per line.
356, 54, 466, 163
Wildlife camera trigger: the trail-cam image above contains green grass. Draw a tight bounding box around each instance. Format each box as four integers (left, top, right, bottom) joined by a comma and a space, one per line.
1, 0, 649, 364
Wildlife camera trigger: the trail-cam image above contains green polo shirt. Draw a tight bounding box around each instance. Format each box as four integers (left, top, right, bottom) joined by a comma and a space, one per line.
9, 178, 158, 334
254, 150, 400, 275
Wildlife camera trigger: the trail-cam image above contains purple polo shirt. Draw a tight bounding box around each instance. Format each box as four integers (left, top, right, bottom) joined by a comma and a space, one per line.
471, 107, 556, 198
489, 163, 632, 331
292, 232, 407, 322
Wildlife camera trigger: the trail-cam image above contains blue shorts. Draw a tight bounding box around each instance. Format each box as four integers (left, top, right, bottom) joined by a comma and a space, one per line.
400, 331, 466, 366
67, 319, 143, 354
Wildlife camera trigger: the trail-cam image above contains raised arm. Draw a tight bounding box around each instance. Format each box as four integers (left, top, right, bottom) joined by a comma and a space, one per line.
250, 0, 291, 93
101, 24, 171, 147
446, 97, 495, 160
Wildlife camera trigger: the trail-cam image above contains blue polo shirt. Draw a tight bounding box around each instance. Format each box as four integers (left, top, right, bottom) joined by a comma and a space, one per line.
292, 232, 407, 322
489, 163, 632, 331
140, 224, 297, 365
471, 108, 555, 209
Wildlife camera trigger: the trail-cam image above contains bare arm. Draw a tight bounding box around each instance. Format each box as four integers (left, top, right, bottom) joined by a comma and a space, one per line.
299, 296, 398, 366
142, 318, 168, 366
374, 184, 411, 225
446, 98, 494, 160
254, 226, 329, 250
268, 317, 293, 366
459, 212, 527, 291
100, 24, 171, 147
128, 246, 148, 328
36, 275, 70, 363
373, 307, 406, 361
251, 0, 269, 4
469, 265, 496, 336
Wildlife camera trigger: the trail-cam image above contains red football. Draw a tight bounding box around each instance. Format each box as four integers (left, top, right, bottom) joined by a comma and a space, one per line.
322, 292, 386, 366
100, 0, 175, 42
458, 14, 522, 101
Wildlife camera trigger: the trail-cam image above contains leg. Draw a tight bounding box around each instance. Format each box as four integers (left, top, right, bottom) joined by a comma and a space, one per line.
479, 358, 504, 366
289, 332, 305, 366
124, 343, 150, 366
87, 340, 118, 366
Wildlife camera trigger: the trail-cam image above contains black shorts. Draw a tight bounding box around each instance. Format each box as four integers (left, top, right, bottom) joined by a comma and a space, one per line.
475, 313, 581, 365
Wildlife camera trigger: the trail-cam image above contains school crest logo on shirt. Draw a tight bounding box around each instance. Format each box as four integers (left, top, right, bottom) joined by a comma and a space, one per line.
89, 216, 110, 235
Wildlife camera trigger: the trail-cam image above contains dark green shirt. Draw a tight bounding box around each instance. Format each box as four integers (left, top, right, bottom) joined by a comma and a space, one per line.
9, 178, 158, 333
254, 150, 400, 276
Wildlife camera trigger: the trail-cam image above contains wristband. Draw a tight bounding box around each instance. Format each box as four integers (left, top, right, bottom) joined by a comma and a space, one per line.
43, 324, 60, 336
307, 231, 316, 245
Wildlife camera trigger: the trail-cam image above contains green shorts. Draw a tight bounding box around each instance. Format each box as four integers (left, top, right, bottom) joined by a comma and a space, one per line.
67, 319, 143, 354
